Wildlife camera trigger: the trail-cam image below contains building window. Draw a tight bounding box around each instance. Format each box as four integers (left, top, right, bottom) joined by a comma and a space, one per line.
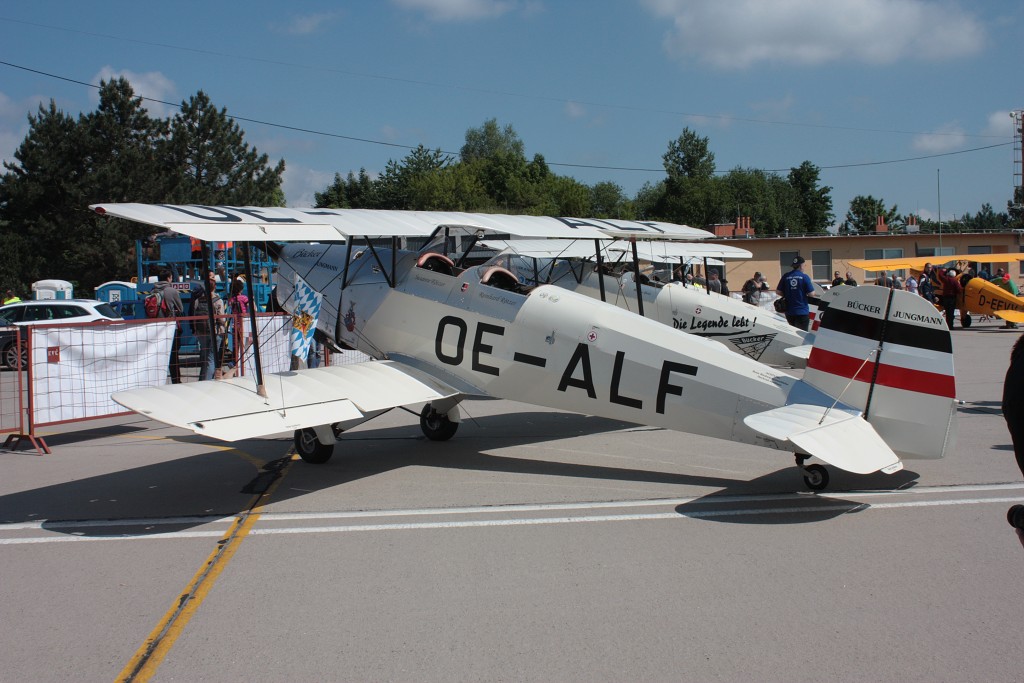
810, 250, 831, 282
916, 246, 955, 258
864, 247, 904, 280
779, 251, 799, 277
962, 246, 992, 277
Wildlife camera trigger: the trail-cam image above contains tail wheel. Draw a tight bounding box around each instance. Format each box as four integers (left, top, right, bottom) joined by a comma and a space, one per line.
1008, 505, 1024, 530
293, 428, 334, 464
420, 405, 458, 441
802, 464, 830, 491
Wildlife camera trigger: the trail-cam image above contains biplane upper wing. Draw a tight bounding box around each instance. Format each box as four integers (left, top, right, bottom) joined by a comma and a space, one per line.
605, 241, 753, 262
111, 361, 463, 442
477, 239, 607, 259
848, 253, 1024, 271
476, 239, 752, 263
91, 205, 714, 242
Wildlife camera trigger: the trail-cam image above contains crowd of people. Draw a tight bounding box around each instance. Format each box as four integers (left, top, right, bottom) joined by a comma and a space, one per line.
771, 258, 1022, 331
866, 263, 1019, 330
150, 268, 256, 383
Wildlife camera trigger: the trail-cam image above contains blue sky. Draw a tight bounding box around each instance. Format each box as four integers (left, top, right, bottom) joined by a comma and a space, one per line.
1, 0, 1021, 227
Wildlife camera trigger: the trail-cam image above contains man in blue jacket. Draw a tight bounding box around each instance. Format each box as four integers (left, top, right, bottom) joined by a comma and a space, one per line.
775, 256, 816, 331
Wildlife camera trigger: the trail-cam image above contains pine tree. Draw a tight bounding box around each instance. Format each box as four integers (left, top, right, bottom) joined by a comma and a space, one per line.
162, 91, 284, 205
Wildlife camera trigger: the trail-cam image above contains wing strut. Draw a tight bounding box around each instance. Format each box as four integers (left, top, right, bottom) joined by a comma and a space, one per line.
242, 243, 268, 398
199, 241, 218, 358
594, 239, 607, 302
629, 236, 645, 317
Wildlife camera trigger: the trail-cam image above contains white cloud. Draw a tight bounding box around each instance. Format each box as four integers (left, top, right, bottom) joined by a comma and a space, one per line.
912, 123, 967, 153
683, 112, 733, 130
640, 0, 985, 69
390, 0, 522, 21
749, 93, 796, 119
282, 163, 338, 208
983, 110, 1017, 138
564, 101, 586, 119
0, 91, 46, 169
281, 11, 343, 35
0, 126, 23, 169
91, 67, 177, 119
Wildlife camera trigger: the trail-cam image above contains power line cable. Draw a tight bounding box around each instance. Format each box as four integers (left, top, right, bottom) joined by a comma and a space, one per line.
0, 16, 1011, 141
0, 58, 1013, 175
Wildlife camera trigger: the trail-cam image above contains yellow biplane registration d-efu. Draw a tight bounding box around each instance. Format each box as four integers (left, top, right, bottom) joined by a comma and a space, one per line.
848, 253, 1024, 327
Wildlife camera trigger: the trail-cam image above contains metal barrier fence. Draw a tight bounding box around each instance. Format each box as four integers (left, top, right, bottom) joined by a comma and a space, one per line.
0, 327, 31, 449
0, 312, 360, 455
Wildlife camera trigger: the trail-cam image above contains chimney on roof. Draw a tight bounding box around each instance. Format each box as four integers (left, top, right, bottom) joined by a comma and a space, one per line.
876, 215, 889, 234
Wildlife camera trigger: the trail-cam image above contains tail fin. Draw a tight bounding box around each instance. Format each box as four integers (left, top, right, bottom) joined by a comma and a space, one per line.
802, 285, 957, 460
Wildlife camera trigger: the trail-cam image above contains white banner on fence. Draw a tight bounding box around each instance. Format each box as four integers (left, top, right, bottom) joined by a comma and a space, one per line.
31, 322, 175, 424
241, 315, 292, 376
29, 316, 292, 425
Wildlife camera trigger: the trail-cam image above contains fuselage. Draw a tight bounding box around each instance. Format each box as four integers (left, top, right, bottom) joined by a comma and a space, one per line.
566, 270, 809, 367
963, 277, 1024, 318
277, 245, 802, 453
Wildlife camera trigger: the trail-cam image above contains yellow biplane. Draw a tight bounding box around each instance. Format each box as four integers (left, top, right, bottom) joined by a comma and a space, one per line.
847, 253, 1024, 327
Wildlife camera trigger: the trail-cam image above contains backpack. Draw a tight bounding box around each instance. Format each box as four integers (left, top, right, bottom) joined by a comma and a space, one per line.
144, 290, 169, 319
192, 295, 219, 335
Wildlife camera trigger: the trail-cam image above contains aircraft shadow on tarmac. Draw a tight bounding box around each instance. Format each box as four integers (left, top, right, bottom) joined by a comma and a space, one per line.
0, 410, 919, 536
958, 400, 1004, 416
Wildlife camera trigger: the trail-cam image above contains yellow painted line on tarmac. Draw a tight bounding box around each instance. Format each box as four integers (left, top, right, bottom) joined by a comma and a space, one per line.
114, 452, 298, 683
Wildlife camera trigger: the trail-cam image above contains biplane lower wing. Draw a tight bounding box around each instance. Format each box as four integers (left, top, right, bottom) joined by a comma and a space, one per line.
744, 404, 903, 475
994, 309, 1024, 323
111, 361, 461, 442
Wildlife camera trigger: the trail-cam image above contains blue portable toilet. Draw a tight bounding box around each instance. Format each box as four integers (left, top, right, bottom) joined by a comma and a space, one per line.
95, 280, 139, 318
32, 279, 74, 300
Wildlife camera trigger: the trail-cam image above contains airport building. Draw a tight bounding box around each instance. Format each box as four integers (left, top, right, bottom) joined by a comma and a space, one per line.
705, 217, 1024, 288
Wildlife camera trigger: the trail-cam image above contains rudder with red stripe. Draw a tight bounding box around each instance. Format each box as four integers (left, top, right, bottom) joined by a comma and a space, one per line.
802, 285, 957, 460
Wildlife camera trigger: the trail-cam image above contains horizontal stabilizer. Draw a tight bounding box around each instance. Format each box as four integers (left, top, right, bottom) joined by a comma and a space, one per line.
784, 344, 812, 360
112, 361, 458, 442
744, 404, 903, 475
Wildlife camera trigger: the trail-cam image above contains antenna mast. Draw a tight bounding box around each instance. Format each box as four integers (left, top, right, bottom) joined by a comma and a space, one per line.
1012, 110, 1023, 207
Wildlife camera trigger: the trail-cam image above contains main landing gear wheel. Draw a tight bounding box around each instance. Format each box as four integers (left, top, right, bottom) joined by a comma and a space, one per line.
293, 428, 334, 464
420, 405, 458, 441
960, 313, 972, 328
1008, 504, 1024, 530
795, 454, 829, 491
802, 464, 830, 491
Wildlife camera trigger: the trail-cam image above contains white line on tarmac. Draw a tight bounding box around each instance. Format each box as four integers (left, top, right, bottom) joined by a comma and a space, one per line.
0, 483, 1020, 545
248, 497, 1024, 535
3, 482, 1021, 531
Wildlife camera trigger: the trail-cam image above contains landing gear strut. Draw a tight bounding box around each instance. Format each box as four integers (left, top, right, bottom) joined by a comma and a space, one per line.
796, 454, 829, 491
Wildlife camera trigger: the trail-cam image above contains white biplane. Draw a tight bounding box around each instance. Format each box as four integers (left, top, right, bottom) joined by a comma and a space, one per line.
472, 237, 812, 367
93, 205, 958, 490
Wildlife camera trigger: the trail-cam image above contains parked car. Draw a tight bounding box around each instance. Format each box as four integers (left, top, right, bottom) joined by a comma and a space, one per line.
0, 299, 122, 369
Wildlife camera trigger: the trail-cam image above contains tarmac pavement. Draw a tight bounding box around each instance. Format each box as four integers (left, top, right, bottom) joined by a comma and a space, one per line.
1, 319, 1022, 682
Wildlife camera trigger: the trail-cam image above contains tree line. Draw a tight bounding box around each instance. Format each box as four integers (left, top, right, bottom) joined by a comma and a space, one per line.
0, 79, 284, 295
1, 80, 1019, 295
